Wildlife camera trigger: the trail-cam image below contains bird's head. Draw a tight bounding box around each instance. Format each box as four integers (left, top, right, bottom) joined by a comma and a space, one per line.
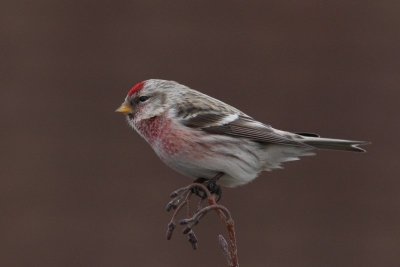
116, 79, 184, 123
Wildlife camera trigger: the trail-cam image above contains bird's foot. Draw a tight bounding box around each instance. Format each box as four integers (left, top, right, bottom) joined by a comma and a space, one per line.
192, 174, 223, 202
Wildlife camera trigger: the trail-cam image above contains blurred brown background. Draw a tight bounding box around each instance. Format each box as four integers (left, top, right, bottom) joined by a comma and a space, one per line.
1, 0, 399, 266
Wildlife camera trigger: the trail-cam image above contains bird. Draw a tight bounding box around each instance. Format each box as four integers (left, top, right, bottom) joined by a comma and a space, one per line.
116, 79, 367, 193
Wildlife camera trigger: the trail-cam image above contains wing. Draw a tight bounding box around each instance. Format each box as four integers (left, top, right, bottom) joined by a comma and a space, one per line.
173, 89, 308, 147
180, 111, 308, 147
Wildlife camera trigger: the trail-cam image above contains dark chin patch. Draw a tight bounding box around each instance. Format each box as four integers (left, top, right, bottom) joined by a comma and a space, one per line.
128, 113, 134, 120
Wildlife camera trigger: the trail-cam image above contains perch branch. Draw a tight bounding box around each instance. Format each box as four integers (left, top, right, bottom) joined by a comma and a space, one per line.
165, 183, 239, 267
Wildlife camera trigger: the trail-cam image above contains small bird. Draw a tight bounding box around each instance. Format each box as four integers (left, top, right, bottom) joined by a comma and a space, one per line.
116, 79, 367, 191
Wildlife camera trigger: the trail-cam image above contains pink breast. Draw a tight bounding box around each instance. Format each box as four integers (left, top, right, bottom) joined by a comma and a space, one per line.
135, 117, 184, 155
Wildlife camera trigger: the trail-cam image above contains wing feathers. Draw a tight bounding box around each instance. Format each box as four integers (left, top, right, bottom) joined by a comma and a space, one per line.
181, 112, 307, 147
182, 113, 238, 128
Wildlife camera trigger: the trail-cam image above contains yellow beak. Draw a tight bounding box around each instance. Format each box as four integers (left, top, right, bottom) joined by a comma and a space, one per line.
115, 102, 133, 115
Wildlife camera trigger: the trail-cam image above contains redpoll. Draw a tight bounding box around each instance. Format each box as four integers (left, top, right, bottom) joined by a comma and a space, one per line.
116, 79, 367, 188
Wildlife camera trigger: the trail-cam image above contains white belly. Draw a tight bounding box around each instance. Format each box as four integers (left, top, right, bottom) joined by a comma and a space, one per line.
153, 136, 264, 187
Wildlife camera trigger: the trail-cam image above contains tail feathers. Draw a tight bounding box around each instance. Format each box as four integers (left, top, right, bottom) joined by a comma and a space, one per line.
263, 145, 316, 170
300, 137, 369, 152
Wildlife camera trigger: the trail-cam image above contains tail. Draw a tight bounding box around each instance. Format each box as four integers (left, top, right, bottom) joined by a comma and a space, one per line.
297, 134, 369, 152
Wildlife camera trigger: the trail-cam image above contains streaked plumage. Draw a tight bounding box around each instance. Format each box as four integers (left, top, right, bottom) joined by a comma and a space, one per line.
116, 79, 368, 187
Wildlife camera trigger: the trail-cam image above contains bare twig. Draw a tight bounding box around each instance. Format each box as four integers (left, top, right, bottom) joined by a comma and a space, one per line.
165, 183, 239, 267
187, 230, 198, 250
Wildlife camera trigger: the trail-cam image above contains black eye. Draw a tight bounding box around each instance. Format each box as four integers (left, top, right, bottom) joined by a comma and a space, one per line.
139, 96, 150, 102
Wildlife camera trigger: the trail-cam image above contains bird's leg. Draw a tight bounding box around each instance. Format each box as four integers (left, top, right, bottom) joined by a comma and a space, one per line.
207, 172, 223, 202
193, 173, 224, 202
